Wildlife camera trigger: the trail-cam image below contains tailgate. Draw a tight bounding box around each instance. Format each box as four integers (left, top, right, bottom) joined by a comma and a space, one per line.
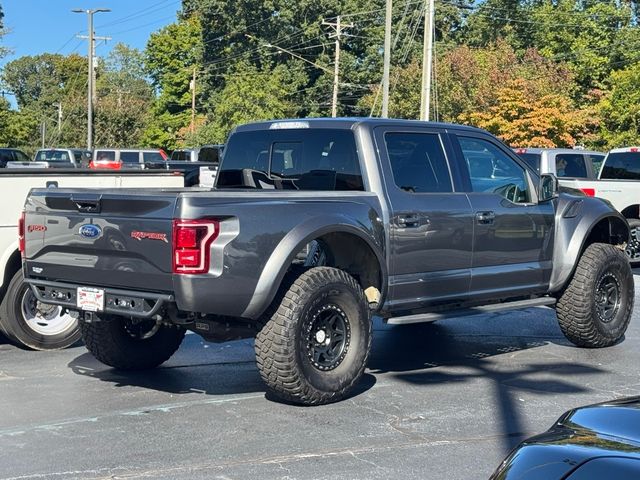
24, 189, 179, 292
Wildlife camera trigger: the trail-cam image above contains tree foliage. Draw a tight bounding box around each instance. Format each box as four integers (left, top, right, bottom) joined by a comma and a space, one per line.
4, 0, 640, 150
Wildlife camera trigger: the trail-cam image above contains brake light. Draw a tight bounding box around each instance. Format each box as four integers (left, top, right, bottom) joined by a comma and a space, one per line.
18, 211, 25, 257
580, 188, 596, 197
172, 219, 219, 274
515, 148, 527, 154
631, 147, 639, 153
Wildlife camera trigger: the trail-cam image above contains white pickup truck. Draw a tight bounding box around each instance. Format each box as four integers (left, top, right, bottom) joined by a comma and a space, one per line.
551, 147, 640, 260
0, 169, 184, 350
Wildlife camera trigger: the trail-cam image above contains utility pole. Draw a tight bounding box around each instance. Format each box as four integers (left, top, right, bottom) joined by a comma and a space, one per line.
41, 121, 46, 149
190, 67, 196, 134
420, 0, 435, 121
381, 0, 392, 118
72, 8, 111, 150
323, 16, 353, 118
53, 102, 62, 133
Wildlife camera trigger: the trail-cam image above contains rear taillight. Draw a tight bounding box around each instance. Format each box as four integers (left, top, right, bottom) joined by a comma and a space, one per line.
18, 211, 25, 257
580, 188, 596, 197
172, 219, 219, 274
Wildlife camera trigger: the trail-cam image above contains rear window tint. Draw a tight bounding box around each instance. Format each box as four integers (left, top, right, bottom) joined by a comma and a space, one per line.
36, 150, 70, 162
95, 150, 116, 161
385, 132, 452, 193
586, 154, 605, 175
171, 150, 189, 161
601, 152, 640, 180
198, 147, 220, 163
555, 154, 588, 178
120, 151, 140, 164
516, 153, 541, 173
143, 152, 165, 163
218, 129, 363, 191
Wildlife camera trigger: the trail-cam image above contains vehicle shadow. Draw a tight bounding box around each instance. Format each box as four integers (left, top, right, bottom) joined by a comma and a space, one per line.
68, 307, 607, 433
368, 307, 608, 452
68, 335, 266, 397
68, 334, 377, 403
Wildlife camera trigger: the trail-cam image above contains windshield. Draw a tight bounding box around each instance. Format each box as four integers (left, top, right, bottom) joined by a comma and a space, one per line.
35, 150, 71, 162
217, 129, 363, 191
601, 152, 640, 180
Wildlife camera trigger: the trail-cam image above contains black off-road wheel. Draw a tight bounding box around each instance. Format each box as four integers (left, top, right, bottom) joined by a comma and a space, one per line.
625, 218, 640, 263
556, 243, 634, 348
79, 315, 185, 370
0, 269, 81, 350
255, 267, 372, 406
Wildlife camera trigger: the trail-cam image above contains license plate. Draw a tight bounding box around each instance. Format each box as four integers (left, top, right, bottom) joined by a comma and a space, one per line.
77, 287, 105, 312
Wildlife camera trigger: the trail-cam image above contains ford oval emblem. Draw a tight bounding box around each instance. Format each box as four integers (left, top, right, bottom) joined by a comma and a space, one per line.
79, 224, 102, 239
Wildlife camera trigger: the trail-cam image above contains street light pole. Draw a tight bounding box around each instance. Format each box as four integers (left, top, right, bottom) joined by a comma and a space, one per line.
72, 8, 110, 150
382, 0, 392, 118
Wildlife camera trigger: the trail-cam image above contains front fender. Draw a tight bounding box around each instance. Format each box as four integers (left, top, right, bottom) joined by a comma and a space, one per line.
241, 213, 387, 319
548, 196, 629, 293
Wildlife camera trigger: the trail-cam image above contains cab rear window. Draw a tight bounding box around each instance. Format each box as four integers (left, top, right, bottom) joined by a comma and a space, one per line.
217, 129, 363, 191
601, 152, 640, 180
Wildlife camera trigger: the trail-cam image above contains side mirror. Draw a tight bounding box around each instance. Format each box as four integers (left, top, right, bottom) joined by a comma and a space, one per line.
539, 173, 558, 202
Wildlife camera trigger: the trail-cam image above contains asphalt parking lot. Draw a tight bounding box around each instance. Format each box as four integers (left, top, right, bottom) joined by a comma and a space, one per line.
2, 273, 640, 480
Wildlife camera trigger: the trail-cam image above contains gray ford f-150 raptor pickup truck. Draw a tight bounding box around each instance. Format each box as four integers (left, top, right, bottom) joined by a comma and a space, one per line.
22, 118, 634, 405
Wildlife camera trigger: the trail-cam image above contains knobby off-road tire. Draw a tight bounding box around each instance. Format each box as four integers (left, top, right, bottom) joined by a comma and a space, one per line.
80, 315, 185, 370
625, 218, 640, 263
255, 267, 372, 406
556, 243, 634, 348
0, 269, 81, 350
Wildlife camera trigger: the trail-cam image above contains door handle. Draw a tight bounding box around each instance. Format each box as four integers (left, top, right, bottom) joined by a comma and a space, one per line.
396, 213, 427, 228
475, 211, 495, 224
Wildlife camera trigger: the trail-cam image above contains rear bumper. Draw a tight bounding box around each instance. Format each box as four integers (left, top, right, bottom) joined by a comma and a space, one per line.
26, 278, 174, 319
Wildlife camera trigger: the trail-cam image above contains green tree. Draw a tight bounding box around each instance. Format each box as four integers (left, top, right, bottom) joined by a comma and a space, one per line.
206, 61, 307, 142
598, 64, 640, 148
95, 44, 153, 147
143, 16, 202, 149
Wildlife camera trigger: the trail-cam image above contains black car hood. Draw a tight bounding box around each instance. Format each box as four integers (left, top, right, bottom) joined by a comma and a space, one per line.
491, 397, 640, 480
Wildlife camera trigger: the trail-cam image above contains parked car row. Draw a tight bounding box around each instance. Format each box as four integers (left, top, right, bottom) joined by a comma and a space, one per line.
515, 146, 640, 261
0, 145, 224, 171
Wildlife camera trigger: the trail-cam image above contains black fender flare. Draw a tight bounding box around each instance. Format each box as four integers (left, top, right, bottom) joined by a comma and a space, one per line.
241, 214, 387, 319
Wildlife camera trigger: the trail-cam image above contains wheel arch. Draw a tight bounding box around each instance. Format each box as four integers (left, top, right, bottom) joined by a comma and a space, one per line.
241, 218, 387, 319
0, 245, 21, 297
620, 204, 640, 220
549, 205, 629, 293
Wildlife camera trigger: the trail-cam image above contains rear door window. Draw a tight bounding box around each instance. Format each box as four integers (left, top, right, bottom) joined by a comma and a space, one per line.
120, 151, 140, 164
555, 153, 588, 178
198, 147, 220, 163
143, 151, 165, 163
516, 153, 541, 173
14, 150, 30, 162
171, 150, 188, 161
586, 153, 605, 175
384, 132, 452, 193
95, 150, 116, 162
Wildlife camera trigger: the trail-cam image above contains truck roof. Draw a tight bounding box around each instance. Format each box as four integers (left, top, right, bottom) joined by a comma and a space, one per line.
609, 147, 640, 154
513, 147, 603, 155
233, 117, 488, 134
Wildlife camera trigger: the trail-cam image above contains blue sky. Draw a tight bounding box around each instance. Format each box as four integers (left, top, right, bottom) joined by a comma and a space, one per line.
2, 0, 181, 104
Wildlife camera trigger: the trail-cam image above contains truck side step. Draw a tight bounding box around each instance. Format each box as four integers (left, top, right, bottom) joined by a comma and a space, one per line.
386, 297, 556, 325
